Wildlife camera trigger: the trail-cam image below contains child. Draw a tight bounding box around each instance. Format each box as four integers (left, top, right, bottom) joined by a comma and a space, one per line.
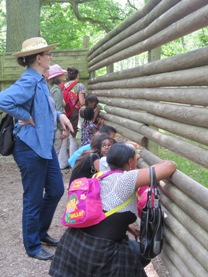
81, 107, 98, 146
99, 125, 117, 139
80, 93, 104, 128
68, 125, 117, 168
69, 133, 113, 184
47, 64, 67, 159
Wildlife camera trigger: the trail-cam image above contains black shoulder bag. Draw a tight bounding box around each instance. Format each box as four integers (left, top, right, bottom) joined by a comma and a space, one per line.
140, 166, 164, 259
0, 86, 37, 156
0, 113, 14, 156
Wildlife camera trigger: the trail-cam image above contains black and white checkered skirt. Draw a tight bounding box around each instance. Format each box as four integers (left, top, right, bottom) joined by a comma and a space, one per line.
49, 228, 147, 277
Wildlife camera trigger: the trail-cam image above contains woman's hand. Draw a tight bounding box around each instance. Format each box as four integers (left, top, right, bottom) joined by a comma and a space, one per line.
59, 114, 74, 135
61, 129, 68, 139
18, 117, 35, 126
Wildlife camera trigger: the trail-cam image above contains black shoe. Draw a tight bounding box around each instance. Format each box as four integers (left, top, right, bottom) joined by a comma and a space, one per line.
29, 249, 53, 261
41, 234, 59, 247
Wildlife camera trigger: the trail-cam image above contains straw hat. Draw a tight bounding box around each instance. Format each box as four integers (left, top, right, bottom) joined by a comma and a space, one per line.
13, 37, 58, 57
48, 64, 67, 79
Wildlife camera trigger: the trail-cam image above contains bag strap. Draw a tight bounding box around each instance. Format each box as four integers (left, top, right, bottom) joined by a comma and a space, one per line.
151, 167, 160, 197
62, 81, 78, 106
90, 153, 100, 174
99, 169, 123, 179
105, 194, 135, 217
30, 84, 37, 113
148, 167, 160, 208
62, 80, 78, 93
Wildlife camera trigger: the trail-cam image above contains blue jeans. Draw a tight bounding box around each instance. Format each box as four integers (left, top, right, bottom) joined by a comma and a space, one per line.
128, 240, 151, 267
13, 137, 64, 256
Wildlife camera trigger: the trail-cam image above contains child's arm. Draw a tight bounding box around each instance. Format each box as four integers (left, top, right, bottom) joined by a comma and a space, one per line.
91, 125, 98, 135
93, 104, 102, 123
96, 118, 104, 129
78, 93, 85, 107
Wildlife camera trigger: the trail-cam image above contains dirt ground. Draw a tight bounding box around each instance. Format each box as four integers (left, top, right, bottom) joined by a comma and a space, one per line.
0, 155, 170, 277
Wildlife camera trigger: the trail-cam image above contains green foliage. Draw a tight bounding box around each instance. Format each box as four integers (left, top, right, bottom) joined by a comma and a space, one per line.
40, 1, 134, 49
158, 147, 208, 188
157, 129, 208, 188
0, 2, 6, 52
161, 28, 208, 58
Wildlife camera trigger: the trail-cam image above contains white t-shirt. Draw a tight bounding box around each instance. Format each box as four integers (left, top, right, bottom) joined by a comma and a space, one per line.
99, 157, 110, 172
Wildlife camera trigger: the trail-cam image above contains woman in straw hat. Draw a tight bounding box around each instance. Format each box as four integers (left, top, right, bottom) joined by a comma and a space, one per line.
0, 37, 74, 261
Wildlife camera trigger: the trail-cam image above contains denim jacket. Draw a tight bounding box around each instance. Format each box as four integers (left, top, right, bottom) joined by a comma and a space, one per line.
0, 67, 61, 159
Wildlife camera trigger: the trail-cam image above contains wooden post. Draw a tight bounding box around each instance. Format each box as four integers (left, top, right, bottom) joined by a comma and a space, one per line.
82, 36, 90, 49
107, 64, 114, 74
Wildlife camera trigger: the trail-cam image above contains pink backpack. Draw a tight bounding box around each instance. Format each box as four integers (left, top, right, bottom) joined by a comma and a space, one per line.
62, 170, 134, 228
137, 186, 155, 218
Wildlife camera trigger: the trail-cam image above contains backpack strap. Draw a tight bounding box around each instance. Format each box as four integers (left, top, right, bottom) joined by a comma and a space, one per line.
62, 81, 78, 103
62, 81, 79, 118
105, 194, 135, 217
98, 169, 123, 179
62, 80, 78, 93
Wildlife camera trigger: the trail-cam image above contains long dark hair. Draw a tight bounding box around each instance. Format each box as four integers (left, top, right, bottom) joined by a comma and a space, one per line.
48, 76, 62, 86
72, 133, 110, 172
83, 106, 94, 121
67, 67, 79, 81
107, 142, 136, 170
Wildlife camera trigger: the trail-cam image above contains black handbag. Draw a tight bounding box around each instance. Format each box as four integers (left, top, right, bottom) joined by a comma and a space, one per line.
140, 167, 164, 259
0, 113, 15, 156
0, 85, 37, 156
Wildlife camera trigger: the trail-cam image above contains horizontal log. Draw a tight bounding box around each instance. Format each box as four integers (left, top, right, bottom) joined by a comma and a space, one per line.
165, 212, 208, 270
161, 181, 208, 230
137, 158, 149, 169
88, 5, 208, 71
93, 87, 208, 106
103, 106, 208, 146
88, 0, 207, 67
140, 126, 208, 167
88, 0, 162, 57
89, 46, 208, 83
162, 244, 194, 277
101, 112, 208, 168
139, 149, 208, 209
89, 66, 208, 89
98, 96, 208, 128
88, 0, 182, 64
101, 120, 147, 147
161, 192, 208, 249
160, 251, 183, 277
164, 225, 208, 276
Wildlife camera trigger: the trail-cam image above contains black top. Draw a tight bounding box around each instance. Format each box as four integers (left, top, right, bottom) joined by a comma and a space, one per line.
82, 211, 136, 241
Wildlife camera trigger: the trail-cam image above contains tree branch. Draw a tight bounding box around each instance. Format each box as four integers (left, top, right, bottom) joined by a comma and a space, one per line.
127, 0, 138, 11
41, 0, 111, 32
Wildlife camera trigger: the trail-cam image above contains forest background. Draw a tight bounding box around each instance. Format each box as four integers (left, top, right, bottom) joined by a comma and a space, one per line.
0, 0, 208, 60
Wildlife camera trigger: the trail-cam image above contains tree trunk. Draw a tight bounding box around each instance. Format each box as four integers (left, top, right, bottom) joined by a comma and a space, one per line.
6, 0, 41, 52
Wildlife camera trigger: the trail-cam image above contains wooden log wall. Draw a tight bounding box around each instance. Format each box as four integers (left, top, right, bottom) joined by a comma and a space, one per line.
87, 0, 208, 276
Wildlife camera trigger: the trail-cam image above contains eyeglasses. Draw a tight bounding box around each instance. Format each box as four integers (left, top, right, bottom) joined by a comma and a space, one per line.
102, 145, 111, 149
